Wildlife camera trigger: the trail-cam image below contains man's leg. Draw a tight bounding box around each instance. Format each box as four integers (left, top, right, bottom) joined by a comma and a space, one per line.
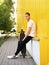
15, 36, 32, 56
16, 41, 21, 51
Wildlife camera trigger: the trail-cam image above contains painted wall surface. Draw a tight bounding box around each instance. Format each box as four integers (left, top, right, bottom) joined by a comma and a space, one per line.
16, 0, 49, 65
0, 0, 4, 3
26, 40, 40, 65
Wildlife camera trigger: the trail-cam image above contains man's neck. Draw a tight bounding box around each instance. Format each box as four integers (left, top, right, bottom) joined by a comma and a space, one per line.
28, 19, 30, 22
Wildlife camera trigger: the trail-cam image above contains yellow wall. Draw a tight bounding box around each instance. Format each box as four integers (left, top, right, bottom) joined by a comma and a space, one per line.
16, 0, 49, 65
0, 0, 4, 3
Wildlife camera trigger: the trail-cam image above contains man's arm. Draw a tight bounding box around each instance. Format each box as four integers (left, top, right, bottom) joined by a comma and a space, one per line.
22, 27, 31, 41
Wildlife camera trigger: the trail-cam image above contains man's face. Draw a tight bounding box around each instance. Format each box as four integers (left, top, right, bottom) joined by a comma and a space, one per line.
25, 14, 30, 21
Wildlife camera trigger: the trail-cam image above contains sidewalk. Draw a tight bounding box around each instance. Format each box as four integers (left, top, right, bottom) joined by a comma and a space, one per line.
0, 37, 36, 65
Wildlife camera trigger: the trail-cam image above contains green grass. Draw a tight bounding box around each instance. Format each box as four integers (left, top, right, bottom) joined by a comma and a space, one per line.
0, 38, 5, 47
0, 36, 10, 47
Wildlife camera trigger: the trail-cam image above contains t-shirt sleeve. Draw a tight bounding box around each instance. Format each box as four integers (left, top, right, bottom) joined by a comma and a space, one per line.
28, 21, 33, 28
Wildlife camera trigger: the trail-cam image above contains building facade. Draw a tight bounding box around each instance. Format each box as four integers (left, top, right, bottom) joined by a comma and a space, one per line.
16, 0, 49, 65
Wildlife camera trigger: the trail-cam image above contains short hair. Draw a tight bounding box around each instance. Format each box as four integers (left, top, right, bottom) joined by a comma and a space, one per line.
25, 12, 30, 16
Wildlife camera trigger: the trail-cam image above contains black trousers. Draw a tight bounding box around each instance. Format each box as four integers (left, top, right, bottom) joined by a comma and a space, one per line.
18, 41, 26, 54
15, 36, 32, 55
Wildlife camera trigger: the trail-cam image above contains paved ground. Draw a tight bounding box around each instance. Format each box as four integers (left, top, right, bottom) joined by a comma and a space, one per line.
0, 37, 36, 65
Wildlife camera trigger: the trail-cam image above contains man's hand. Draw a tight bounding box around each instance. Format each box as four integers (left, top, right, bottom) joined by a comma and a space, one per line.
22, 36, 26, 41
22, 38, 25, 41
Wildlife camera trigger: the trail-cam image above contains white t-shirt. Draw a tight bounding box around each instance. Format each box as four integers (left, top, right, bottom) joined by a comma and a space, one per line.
27, 19, 36, 37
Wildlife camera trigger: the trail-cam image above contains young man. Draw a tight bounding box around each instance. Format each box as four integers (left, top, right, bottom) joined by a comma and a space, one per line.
13, 12, 36, 58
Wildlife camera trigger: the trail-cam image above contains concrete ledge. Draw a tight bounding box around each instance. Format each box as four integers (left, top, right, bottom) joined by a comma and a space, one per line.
26, 39, 40, 65
33, 37, 40, 41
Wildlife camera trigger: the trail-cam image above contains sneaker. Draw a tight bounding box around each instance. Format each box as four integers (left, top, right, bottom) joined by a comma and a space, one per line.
7, 55, 18, 59
12, 55, 19, 59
